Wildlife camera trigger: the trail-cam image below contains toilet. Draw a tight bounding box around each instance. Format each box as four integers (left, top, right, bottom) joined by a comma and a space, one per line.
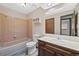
26, 34, 40, 56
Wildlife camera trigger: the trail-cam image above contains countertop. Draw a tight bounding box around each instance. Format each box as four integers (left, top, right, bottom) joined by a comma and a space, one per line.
38, 36, 79, 52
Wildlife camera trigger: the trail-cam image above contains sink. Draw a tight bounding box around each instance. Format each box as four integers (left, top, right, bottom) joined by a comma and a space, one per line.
40, 36, 78, 45
60, 39, 78, 44
41, 37, 57, 40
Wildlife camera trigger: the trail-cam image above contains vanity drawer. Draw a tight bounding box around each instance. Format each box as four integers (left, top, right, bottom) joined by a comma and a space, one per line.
45, 43, 72, 56
39, 46, 55, 56
71, 53, 79, 56
38, 40, 46, 46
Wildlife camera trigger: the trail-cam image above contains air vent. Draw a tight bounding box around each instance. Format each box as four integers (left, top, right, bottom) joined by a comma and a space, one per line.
53, 3, 65, 9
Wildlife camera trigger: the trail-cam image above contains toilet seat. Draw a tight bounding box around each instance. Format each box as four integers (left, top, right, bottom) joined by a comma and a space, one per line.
26, 41, 37, 48
26, 34, 40, 55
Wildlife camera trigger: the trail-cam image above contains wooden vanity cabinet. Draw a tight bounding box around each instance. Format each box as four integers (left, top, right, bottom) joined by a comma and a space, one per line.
38, 40, 79, 56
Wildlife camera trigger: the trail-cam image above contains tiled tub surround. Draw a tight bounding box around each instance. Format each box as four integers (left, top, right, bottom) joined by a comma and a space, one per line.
38, 34, 79, 52
0, 13, 33, 47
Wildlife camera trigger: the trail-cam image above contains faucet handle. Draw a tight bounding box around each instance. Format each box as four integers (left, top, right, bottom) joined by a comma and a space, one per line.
57, 36, 60, 40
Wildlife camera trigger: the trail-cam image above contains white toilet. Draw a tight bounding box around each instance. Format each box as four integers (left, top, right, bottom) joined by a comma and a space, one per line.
26, 34, 40, 56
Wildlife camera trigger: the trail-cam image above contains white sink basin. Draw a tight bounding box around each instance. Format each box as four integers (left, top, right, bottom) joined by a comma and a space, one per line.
40, 36, 78, 45
42, 37, 57, 40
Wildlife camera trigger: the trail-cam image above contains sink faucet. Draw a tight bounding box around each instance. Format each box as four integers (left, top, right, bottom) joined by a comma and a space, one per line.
57, 36, 60, 40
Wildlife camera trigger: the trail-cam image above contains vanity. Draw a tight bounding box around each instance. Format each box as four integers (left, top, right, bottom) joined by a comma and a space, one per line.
38, 35, 79, 56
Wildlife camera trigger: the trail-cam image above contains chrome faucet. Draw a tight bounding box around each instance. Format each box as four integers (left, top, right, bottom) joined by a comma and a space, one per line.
57, 36, 60, 40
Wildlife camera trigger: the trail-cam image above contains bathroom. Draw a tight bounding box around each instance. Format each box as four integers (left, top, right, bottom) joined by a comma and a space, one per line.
0, 3, 79, 56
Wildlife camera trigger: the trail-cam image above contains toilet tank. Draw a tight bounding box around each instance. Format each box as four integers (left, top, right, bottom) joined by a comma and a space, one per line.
33, 34, 40, 42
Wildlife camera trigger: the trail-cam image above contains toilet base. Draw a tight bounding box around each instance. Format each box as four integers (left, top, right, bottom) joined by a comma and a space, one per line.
28, 48, 38, 56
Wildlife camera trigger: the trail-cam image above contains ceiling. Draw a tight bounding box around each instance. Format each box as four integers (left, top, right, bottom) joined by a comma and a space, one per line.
0, 3, 77, 15
45, 3, 77, 15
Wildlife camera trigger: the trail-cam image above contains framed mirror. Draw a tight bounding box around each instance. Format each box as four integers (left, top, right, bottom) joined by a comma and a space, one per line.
60, 14, 77, 36
60, 18, 71, 36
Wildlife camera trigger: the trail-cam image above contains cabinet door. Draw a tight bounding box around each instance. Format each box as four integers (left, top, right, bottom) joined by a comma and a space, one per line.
38, 46, 56, 56
56, 53, 64, 56
38, 48, 45, 56
44, 48, 55, 56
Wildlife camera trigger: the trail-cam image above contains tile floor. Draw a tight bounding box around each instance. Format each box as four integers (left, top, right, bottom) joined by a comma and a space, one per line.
14, 49, 38, 56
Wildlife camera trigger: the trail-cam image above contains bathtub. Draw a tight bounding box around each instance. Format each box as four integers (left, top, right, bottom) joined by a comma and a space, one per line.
0, 40, 29, 56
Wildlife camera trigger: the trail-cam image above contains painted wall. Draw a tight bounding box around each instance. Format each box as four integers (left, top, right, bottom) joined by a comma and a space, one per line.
75, 4, 79, 36
28, 8, 45, 37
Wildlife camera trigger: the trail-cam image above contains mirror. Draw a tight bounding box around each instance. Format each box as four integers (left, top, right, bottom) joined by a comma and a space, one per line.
60, 17, 71, 36
45, 3, 78, 36
60, 14, 77, 36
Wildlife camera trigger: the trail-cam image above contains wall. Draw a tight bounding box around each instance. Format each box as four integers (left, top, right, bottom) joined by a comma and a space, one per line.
28, 8, 45, 37
26, 5, 79, 45
27, 7, 74, 36
75, 4, 79, 36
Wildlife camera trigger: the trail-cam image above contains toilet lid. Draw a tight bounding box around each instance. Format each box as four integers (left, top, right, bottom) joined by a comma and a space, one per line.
26, 41, 36, 46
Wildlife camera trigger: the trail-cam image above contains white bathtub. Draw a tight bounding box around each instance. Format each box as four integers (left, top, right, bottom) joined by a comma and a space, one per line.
0, 40, 29, 56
